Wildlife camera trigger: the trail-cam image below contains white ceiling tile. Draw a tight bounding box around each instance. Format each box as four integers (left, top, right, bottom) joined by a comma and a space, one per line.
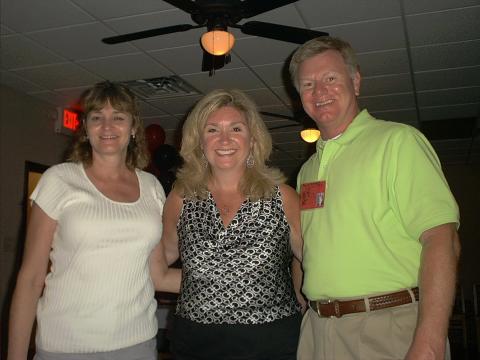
233, 37, 299, 66
1, 24, 14, 35
147, 95, 203, 116
243, 88, 285, 107
357, 49, 410, 77
297, 0, 401, 28
326, 18, 405, 53
71, 0, 174, 20
407, 7, 480, 46
53, 86, 91, 107
411, 40, 480, 71
1, 0, 94, 32
360, 74, 413, 96
182, 67, 264, 93
0, 70, 46, 93
1, 34, 65, 69
369, 109, 419, 125
358, 93, 416, 112
252, 63, 290, 88
403, 0, 478, 14
248, 4, 306, 27
419, 103, 480, 121
418, 87, 480, 107
12, 63, 103, 89
78, 53, 171, 81
104, 10, 203, 51
415, 66, 480, 91
137, 101, 168, 117
28, 23, 137, 60
271, 86, 301, 108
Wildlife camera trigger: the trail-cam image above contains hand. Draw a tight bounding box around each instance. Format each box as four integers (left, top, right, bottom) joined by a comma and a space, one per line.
404, 337, 445, 360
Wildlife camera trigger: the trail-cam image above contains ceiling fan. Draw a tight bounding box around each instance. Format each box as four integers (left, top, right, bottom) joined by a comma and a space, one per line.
102, 0, 328, 74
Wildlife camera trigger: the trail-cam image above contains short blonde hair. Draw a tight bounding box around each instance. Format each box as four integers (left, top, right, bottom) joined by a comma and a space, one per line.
289, 36, 359, 91
68, 81, 149, 169
175, 89, 285, 200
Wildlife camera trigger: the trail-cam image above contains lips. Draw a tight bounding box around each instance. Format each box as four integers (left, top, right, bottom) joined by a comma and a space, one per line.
99, 135, 118, 140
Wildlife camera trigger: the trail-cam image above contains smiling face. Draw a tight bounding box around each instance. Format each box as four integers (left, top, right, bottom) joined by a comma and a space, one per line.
85, 101, 134, 161
201, 106, 252, 174
298, 50, 361, 139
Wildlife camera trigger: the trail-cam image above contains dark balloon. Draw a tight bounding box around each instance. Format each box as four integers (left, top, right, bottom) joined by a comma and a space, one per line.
145, 124, 165, 152
153, 144, 181, 172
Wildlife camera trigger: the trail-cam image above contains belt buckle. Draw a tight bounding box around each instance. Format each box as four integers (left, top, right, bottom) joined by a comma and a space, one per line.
319, 299, 342, 318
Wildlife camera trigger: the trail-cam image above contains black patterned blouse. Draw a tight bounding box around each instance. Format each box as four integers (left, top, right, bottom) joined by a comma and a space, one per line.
175, 186, 300, 324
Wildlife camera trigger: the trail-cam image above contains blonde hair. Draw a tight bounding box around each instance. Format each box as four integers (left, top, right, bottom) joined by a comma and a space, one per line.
68, 81, 149, 169
175, 89, 285, 200
289, 36, 359, 91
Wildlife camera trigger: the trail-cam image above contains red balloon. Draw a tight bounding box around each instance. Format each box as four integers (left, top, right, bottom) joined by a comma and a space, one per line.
145, 124, 165, 152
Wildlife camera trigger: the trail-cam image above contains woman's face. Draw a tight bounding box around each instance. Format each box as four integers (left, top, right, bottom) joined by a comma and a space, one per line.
85, 101, 134, 161
201, 106, 252, 173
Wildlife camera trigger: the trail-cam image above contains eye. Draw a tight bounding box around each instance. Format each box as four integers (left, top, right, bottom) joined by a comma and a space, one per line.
88, 114, 102, 122
326, 75, 336, 83
300, 81, 313, 89
233, 126, 242, 132
205, 127, 217, 133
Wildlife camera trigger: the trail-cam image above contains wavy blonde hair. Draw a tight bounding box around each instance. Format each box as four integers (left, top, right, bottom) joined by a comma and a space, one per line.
289, 36, 359, 91
175, 89, 285, 200
68, 81, 149, 169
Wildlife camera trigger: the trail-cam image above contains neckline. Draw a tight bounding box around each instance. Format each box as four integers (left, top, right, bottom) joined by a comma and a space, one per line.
208, 191, 248, 230
80, 163, 141, 205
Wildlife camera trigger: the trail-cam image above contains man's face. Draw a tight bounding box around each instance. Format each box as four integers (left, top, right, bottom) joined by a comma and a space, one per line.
297, 50, 361, 138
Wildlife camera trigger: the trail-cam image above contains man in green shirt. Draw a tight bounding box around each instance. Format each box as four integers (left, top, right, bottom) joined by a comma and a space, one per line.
290, 36, 460, 360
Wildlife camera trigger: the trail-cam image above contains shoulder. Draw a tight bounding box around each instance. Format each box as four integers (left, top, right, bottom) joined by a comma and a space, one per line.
278, 183, 300, 205
40, 162, 80, 182
137, 169, 166, 201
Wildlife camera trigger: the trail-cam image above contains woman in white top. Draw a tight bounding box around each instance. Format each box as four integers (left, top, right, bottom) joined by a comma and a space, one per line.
8, 81, 178, 360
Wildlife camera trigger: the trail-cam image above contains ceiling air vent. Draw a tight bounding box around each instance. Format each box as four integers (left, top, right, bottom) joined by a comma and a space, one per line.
122, 76, 200, 100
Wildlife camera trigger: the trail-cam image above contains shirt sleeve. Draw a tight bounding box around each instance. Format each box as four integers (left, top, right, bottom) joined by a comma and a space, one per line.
30, 165, 67, 220
389, 126, 459, 240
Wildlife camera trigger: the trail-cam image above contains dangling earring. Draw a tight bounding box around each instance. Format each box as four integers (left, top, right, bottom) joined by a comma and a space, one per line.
201, 153, 208, 169
246, 153, 254, 168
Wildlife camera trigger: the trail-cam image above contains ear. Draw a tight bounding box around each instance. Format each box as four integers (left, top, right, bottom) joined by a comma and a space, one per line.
353, 71, 361, 97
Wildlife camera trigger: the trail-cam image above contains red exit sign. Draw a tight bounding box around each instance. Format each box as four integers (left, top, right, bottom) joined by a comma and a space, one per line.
63, 109, 80, 131
55, 108, 81, 135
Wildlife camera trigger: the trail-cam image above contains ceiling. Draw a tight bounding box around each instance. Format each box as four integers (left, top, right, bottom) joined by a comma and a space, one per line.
1, 0, 479, 179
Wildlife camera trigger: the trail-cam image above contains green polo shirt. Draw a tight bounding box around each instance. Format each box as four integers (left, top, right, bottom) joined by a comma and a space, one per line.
297, 110, 459, 299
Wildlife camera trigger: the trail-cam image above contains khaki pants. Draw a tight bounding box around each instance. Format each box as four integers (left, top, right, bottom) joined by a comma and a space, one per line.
297, 302, 450, 360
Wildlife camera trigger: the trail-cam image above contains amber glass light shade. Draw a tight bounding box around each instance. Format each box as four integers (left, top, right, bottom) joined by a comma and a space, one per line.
201, 30, 235, 56
300, 128, 321, 143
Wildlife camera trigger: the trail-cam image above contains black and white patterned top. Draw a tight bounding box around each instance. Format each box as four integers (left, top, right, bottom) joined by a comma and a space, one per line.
175, 186, 300, 324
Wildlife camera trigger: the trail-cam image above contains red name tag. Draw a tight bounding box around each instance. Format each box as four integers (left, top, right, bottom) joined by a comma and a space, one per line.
300, 181, 326, 210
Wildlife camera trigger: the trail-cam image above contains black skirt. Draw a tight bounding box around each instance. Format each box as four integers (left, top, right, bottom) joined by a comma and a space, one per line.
170, 313, 302, 360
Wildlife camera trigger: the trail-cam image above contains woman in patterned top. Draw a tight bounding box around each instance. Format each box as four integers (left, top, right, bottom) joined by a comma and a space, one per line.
158, 89, 304, 360
8, 81, 178, 360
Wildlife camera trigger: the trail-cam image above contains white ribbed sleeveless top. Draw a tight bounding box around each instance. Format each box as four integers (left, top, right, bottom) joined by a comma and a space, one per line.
31, 162, 165, 353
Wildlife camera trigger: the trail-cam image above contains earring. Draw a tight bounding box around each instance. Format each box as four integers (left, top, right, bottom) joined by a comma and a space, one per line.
132, 133, 136, 139
201, 153, 208, 169
246, 153, 254, 168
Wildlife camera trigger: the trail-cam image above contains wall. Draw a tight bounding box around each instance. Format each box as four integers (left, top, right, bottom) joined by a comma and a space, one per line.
0, 85, 70, 351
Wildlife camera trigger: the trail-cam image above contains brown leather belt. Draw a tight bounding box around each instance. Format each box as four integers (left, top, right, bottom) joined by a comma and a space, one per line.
309, 287, 419, 318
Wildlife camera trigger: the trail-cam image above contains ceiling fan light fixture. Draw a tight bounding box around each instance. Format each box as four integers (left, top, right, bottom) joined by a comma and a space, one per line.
201, 30, 235, 56
301, 128, 321, 143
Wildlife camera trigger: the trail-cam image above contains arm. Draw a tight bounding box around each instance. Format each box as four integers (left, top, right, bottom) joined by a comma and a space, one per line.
406, 223, 461, 360
149, 190, 182, 293
292, 257, 307, 313
8, 204, 56, 360
279, 184, 303, 262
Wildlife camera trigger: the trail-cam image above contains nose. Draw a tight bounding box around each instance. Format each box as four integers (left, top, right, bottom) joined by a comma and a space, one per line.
313, 81, 327, 94
100, 116, 114, 128
219, 129, 231, 143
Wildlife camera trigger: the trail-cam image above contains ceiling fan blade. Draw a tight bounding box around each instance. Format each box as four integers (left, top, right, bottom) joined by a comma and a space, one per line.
161, 0, 200, 15
102, 24, 198, 44
268, 124, 303, 131
240, 0, 299, 18
201, 52, 231, 75
260, 111, 298, 122
238, 21, 328, 44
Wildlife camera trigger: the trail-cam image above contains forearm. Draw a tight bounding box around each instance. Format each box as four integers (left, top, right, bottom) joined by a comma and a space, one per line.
292, 258, 306, 311
8, 274, 44, 360
409, 224, 460, 358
